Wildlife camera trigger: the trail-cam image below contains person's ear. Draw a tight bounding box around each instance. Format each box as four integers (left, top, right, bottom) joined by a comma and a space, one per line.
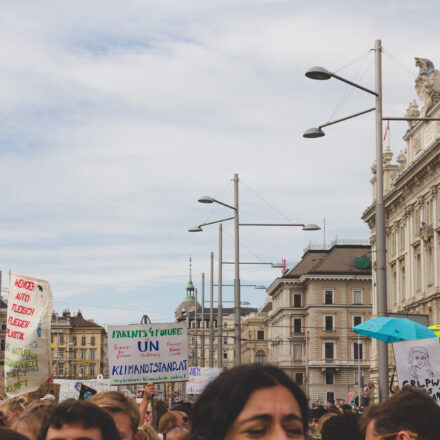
134, 430, 141, 440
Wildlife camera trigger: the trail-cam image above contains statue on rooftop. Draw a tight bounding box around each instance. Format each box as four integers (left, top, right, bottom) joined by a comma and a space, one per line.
415, 57, 440, 116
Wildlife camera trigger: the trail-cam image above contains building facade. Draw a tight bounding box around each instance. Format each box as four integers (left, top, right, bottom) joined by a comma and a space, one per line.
51, 310, 107, 379
362, 64, 440, 389
267, 240, 373, 404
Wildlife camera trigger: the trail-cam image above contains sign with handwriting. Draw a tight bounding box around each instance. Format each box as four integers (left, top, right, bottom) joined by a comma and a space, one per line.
108, 323, 188, 384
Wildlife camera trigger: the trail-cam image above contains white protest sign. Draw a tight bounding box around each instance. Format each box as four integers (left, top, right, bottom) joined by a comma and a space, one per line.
393, 337, 440, 402
108, 323, 188, 385
54, 379, 117, 401
186, 367, 222, 394
4, 273, 52, 397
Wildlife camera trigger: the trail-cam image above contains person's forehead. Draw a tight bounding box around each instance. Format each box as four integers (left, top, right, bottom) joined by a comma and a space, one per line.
46, 422, 103, 440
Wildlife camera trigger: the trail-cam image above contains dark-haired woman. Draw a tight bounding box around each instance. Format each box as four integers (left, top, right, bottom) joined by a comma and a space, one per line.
187, 364, 308, 440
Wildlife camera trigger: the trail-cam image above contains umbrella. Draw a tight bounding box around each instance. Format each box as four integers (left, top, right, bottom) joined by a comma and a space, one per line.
428, 324, 440, 337
353, 317, 436, 343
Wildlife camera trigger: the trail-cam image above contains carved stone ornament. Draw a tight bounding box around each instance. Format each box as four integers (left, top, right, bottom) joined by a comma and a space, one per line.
383, 145, 393, 165
420, 222, 434, 242
396, 150, 407, 167
415, 58, 440, 116
405, 100, 420, 128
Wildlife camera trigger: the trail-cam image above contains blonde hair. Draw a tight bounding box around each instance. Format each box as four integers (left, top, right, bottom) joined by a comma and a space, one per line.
90, 391, 140, 434
316, 412, 338, 435
139, 423, 161, 440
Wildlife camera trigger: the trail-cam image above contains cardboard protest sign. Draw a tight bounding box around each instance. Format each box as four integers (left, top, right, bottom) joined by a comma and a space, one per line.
54, 379, 116, 401
108, 323, 188, 385
393, 337, 440, 402
4, 273, 53, 397
186, 367, 222, 394
27, 382, 60, 402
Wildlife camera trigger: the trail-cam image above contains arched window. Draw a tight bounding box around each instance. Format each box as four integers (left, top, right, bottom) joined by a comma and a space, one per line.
256, 350, 266, 364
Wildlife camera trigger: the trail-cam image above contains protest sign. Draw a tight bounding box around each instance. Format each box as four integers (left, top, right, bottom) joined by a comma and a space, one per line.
108, 323, 188, 385
27, 382, 60, 402
186, 367, 222, 394
54, 379, 116, 401
393, 337, 440, 402
4, 273, 53, 397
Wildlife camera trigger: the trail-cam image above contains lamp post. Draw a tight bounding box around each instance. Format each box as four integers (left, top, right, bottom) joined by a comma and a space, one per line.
191, 173, 320, 366
304, 39, 440, 401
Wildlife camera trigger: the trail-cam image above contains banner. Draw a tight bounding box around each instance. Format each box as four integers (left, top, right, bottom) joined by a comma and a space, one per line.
108, 323, 188, 385
393, 338, 440, 402
54, 379, 116, 401
186, 367, 222, 394
27, 382, 60, 402
4, 273, 53, 397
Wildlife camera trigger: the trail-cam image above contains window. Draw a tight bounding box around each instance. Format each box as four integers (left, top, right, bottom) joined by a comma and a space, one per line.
72, 336, 77, 346
325, 316, 334, 331
353, 290, 362, 305
354, 342, 363, 360
295, 373, 303, 385
89, 364, 95, 375
0, 339, 5, 351
400, 263, 406, 301
326, 391, 335, 402
325, 370, 334, 384
353, 316, 362, 327
223, 351, 227, 359
224, 337, 228, 344
224, 322, 227, 328
415, 250, 422, 290
82, 336, 86, 346
325, 342, 334, 360
59, 335, 64, 344
1, 324, 6, 331
324, 290, 333, 305
256, 350, 266, 364
293, 294, 302, 307
293, 319, 302, 334
293, 344, 302, 361
91, 336, 95, 345
81, 350, 86, 360
58, 349, 64, 359
58, 364, 64, 376
72, 351, 77, 360
257, 330, 264, 340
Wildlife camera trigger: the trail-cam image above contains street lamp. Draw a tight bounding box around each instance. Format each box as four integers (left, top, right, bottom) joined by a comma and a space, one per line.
304, 39, 440, 401
190, 173, 320, 366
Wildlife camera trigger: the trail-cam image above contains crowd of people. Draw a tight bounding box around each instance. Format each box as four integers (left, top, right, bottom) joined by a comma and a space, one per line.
0, 364, 439, 440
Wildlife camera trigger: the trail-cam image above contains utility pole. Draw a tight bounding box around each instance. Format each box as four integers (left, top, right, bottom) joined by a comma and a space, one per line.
209, 251, 214, 368
201, 273, 205, 367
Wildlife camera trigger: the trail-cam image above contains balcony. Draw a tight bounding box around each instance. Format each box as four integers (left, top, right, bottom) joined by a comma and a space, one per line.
308, 359, 370, 367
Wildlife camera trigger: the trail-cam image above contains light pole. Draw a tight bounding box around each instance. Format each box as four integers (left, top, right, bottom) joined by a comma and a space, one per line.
304, 39, 440, 401
210, 251, 214, 368
201, 273, 205, 367
191, 173, 320, 366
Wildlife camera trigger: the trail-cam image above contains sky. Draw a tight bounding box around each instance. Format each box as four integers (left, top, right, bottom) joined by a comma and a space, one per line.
0, 0, 439, 326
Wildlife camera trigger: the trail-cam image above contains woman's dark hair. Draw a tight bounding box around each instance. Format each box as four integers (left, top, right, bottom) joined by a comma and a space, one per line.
188, 364, 308, 440
38, 399, 121, 440
0, 427, 30, 440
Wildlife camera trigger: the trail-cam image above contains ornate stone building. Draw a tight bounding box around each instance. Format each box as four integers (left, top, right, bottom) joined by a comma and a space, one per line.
362, 58, 440, 387
267, 240, 372, 404
51, 310, 107, 379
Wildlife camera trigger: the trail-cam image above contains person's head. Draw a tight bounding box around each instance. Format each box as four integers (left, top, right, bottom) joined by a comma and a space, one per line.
0, 426, 30, 440
321, 412, 362, 440
139, 424, 161, 440
188, 363, 308, 440
158, 411, 177, 435
367, 381, 374, 388
316, 412, 337, 436
327, 399, 335, 407
361, 386, 440, 440
167, 426, 189, 440
39, 399, 120, 440
91, 391, 140, 440
11, 402, 55, 440
0, 398, 24, 427
145, 398, 168, 428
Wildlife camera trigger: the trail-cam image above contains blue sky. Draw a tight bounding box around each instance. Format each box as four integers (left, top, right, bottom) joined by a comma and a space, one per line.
0, 0, 439, 325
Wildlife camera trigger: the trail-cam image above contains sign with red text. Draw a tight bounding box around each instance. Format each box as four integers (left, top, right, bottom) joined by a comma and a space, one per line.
108, 323, 188, 385
186, 367, 222, 394
4, 273, 53, 397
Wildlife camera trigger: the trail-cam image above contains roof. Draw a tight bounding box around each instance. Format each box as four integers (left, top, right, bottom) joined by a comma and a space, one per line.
284, 244, 372, 278
70, 312, 102, 328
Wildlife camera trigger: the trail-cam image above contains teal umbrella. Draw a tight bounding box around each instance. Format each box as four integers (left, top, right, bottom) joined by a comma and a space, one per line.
353, 317, 436, 343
